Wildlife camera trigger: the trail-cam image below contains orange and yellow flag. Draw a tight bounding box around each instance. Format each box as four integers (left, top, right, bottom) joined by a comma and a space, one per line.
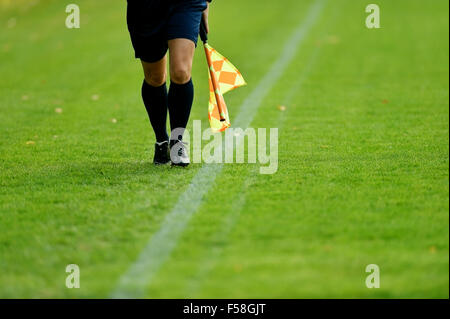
204, 43, 246, 132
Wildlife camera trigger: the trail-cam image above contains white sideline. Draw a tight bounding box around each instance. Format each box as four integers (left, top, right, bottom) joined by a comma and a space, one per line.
111, 0, 326, 299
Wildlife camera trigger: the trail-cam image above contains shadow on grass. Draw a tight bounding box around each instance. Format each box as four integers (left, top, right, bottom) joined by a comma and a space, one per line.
9, 160, 201, 191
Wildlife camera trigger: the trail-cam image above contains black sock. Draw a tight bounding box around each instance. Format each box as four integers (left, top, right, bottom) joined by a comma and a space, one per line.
141, 80, 169, 143
168, 79, 194, 141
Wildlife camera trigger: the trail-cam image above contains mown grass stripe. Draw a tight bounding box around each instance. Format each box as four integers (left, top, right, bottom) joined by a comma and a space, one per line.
184, 47, 323, 297
111, 0, 326, 299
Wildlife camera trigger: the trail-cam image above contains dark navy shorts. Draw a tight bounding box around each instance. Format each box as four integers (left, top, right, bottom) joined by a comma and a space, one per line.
127, 0, 208, 63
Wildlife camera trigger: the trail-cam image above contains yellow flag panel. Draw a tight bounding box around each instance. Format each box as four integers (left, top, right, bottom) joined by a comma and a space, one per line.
204, 44, 246, 132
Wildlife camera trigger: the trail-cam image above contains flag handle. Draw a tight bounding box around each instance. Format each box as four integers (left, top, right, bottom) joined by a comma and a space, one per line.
200, 19, 226, 122
204, 47, 226, 122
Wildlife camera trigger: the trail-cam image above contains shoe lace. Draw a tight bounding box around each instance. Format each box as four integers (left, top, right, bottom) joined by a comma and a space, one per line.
174, 140, 188, 157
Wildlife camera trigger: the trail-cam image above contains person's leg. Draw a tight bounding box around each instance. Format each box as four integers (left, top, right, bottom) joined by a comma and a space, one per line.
167, 38, 195, 141
127, 0, 173, 164
141, 56, 169, 143
165, 1, 206, 166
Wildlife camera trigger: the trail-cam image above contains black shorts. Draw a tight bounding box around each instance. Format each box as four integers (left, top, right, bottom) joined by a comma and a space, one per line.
127, 0, 208, 63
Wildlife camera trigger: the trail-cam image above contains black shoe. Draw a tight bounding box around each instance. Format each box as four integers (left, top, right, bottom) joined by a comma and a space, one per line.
153, 141, 170, 165
170, 139, 190, 167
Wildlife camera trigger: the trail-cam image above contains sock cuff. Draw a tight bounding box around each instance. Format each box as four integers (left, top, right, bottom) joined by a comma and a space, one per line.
143, 79, 167, 90
170, 78, 193, 87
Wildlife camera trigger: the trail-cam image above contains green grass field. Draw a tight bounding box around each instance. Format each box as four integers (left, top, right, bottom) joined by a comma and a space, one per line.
0, 0, 448, 298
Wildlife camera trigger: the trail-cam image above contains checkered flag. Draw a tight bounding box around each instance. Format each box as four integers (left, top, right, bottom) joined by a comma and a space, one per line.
200, 21, 246, 132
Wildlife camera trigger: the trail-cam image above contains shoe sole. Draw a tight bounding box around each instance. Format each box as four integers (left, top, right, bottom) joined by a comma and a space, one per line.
170, 162, 190, 167
154, 160, 170, 165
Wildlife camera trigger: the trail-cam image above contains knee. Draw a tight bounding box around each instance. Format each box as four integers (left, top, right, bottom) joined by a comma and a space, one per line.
146, 72, 166, 87
170, 66, 191, 84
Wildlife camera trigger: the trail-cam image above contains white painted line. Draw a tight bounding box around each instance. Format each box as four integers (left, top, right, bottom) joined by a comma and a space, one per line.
111, 0, 326, 299
185, 170, 255, 297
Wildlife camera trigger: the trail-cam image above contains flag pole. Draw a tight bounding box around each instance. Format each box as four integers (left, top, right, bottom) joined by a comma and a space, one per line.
200, 19, 226, 122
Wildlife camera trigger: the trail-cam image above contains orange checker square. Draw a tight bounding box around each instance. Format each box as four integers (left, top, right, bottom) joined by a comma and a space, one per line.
213, 60, 224, 72
219, 71, 238, 85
